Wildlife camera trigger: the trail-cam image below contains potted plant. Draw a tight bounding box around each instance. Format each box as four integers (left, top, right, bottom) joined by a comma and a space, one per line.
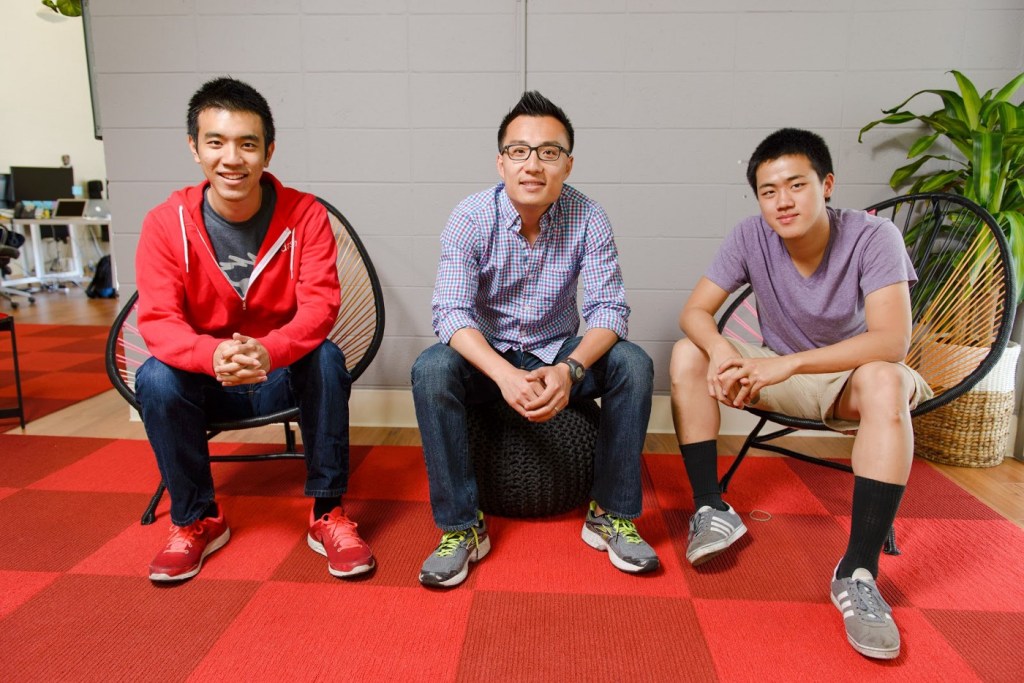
859, 70, 1024, 466
859, 70, 1024, 301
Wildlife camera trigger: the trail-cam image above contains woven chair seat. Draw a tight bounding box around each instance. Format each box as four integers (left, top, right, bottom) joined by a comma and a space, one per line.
468, 399, 599, 517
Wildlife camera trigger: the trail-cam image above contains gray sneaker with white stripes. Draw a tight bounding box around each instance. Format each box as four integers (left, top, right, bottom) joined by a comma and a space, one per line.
830, 568, 900, 659
685, 504, 747, 566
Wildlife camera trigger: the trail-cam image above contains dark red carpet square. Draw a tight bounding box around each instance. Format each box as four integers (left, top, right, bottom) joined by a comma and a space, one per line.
923, 608, 1024, 681
458, 591, 718, 682
347, 445, 432, 502
0, 434, 113, 487
0, 489, 146, 571
192, 581, 473, 680
0, 574, 260, 682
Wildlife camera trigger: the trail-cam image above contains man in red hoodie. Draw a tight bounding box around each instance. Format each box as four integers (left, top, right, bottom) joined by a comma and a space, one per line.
134, 77, 373, 582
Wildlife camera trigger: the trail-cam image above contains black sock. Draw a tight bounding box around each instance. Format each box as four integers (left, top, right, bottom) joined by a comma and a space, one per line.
680, 440, 727, 511
201, 501, 218, 519
836, 476, 905, 580
313, 497, 341, 519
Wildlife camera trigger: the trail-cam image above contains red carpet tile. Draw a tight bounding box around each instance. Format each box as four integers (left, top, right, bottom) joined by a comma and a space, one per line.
0, 433, 1022, 682
0, 323, 110, 424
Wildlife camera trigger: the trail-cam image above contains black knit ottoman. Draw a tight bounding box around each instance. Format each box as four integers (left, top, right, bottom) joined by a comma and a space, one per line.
467, 399, 600, 517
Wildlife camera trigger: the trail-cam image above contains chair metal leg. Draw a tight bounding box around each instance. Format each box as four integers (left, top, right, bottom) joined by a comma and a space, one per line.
719, 416, 769, 493
284, 421, 296, 451
883, 524, 900, 556
0, 316, 26, 428
141, 480, 166, 525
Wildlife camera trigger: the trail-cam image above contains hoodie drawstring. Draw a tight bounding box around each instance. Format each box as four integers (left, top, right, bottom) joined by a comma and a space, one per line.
178, 205, 189, 273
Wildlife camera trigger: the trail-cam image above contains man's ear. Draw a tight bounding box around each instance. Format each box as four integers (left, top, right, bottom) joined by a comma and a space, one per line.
188, 136, 200, 163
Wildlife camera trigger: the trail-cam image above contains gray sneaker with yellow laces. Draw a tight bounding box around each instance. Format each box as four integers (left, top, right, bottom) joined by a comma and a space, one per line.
581, 501, 660, 573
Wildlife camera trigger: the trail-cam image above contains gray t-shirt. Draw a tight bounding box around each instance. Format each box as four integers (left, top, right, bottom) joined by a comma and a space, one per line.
705, 206, 916, 355
204, 181, 277, 296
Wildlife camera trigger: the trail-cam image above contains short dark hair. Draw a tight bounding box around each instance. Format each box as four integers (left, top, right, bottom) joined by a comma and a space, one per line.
746, 128, 833, 192
497, 91, 575, 153
187, 77, 275, 151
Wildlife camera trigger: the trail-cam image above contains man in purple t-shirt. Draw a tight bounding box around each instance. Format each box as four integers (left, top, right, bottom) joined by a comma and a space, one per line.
668, 129, 932, 661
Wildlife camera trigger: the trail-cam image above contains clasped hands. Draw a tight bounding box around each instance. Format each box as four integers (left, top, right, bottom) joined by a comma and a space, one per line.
498, 364, 570, 423
708, 353, 793, 409
213, 333, 271, 386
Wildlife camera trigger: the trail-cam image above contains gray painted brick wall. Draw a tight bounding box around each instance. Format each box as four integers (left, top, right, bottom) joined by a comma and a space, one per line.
88, 0, 1024, 393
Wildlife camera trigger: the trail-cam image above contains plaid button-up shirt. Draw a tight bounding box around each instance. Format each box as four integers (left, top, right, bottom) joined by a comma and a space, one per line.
431, 183, 629, 363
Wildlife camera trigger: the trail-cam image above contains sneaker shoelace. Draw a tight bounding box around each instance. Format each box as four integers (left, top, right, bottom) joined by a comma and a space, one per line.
606, 514, 644, 545
847, 578, 891, 621
321, 512, 362, 551
689, 508, 712, 538
435, 527, 479, 557
165, 524, 201, 554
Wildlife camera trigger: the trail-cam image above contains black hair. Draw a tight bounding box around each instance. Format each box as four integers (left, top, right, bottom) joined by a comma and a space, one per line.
497, 91, 575, 153
187, 77, 275, 151
746, 128, 833, 192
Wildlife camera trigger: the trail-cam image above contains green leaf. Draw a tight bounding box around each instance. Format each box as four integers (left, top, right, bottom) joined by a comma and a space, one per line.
996, 210, 1024, 301
951, 70, 982, 129
889, 154, 957, 188
41, 0, 82, 16
991, 72, 1024, 105
993, 102, 1023, 132
907, 132, 941, 158
858, 112, 920, 141
971, 132, 1003, 207
916, 170, 964, 193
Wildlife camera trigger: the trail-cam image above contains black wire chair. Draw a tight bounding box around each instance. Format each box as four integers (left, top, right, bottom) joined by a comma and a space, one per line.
106, 198, 385, 524
716, 193, 1015, 553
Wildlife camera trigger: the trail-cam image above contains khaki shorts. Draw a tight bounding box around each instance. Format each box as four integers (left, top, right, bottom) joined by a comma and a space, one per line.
727, 340, 934, 432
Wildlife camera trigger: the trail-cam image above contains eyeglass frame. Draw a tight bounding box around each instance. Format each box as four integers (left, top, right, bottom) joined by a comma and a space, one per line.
499, 143, 571, 163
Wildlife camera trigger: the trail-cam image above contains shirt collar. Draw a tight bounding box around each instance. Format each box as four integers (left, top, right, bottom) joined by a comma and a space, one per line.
497, 183, 564, 233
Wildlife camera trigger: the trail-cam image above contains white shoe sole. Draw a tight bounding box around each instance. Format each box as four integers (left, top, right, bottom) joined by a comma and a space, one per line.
580, 524, 657, 573
307, 535, 376, 578
686, 522, 747, 566
149, 527, 231, 582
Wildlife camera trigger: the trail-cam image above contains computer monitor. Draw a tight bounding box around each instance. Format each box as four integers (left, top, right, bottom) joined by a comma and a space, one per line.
9, 166, 74, 203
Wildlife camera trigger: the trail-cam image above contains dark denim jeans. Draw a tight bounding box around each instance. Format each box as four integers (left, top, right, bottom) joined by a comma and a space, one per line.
135, 341, 352, 526
411, 337, 654, 531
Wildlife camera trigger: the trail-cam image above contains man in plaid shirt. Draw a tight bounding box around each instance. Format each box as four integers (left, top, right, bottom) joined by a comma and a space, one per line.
412, 91, 658, 588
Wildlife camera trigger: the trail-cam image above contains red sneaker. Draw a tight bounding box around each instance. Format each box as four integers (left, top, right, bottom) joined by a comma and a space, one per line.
149, 510, 230, 582
307, 507, 375, 577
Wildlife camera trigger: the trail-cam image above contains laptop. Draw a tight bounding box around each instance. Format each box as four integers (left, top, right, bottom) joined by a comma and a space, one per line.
53, 198, 87, 218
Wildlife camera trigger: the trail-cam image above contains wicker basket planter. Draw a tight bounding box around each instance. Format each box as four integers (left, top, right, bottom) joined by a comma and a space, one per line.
914, 341, 1019, 467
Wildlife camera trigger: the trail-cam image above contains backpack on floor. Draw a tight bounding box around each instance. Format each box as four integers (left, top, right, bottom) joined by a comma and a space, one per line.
86, 255, 116, 299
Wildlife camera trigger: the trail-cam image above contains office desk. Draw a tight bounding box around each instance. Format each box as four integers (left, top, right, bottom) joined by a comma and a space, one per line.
0, 215, 110, 288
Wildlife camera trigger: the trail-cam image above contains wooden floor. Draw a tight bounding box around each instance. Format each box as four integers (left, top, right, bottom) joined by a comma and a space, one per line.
4, 288, 1023, 528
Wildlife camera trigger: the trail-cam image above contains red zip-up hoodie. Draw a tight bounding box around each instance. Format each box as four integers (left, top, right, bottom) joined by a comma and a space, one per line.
136, 173, 340, 376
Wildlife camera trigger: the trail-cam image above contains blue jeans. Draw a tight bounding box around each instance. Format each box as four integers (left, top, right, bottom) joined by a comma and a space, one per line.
135, 341, 352, 526
411, 337, 654, 531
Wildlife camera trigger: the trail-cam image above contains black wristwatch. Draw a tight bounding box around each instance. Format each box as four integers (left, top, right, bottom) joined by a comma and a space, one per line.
559, 357, 586, 385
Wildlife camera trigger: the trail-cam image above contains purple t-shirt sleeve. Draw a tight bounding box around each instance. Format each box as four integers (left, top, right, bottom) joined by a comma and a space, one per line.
703, 209, 916, 355
705, 224, 750, 293
857, 217, 917, 295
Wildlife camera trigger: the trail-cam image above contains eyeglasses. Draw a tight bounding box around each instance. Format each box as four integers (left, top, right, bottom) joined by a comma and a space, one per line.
500, 144, 570, 163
